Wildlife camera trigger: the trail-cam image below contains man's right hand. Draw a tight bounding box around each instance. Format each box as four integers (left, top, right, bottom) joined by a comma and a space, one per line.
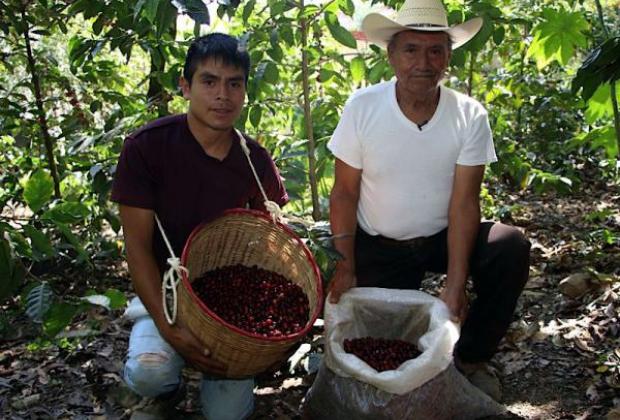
328, 265, 357, 304
160, 322, 227, 375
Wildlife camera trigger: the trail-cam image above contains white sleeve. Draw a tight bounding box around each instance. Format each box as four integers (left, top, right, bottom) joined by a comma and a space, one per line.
456, 108, 497, 166
327, 100, 363, 169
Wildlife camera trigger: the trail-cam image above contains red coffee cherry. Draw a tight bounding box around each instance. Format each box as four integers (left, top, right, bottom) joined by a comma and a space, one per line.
343, 337, 421, 372
192, 264, 310, 338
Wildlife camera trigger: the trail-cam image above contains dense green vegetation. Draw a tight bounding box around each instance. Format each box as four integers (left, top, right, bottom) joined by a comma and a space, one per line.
1, 0, 618, 336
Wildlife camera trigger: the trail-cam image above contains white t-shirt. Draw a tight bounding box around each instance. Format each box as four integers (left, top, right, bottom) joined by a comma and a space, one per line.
328, 80, 497, 240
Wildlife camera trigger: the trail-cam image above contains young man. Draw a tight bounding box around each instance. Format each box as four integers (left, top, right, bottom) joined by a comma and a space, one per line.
111, 33, 288, 419
327, 0, 530, 401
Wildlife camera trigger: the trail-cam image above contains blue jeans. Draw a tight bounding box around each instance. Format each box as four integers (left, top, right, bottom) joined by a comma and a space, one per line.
123, 307, 254, 420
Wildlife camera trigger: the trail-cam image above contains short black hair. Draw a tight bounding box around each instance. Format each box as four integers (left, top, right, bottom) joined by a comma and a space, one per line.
183, 33, 250, 85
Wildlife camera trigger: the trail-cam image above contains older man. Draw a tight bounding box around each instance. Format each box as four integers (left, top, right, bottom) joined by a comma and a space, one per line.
327, 0, 530, 400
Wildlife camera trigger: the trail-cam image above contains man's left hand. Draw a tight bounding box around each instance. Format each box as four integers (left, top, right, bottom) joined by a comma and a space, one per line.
440, 286, 468, 323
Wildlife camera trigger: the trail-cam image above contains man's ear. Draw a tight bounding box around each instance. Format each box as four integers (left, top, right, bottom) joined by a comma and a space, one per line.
179, 76, 191, 99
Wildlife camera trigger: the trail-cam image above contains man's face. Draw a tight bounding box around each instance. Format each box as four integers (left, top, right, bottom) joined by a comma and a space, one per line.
388, 30, 451, 96
180, 58, 246, 131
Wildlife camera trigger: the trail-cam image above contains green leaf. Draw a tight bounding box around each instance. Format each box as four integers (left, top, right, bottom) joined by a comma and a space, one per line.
92, 14, 105, 35
526, 8, 589, 69
319, 68, 336, 82
134, 0, 147, 20
42, 201, 90, 224
23, 169, 54, 213
156, 0, 178, 37
250, 105, 262, 127
69, 0, 101, 18
43, 302, 80, 337
338, 0, 355, 16
26, 282, 54, 323
141, 0, 159, 23
105, 288, 127, 310
267, 45, 284, 62
572, 37, 620, 101
68, 36, 93, 65
242, 0, 255, 23
104, 209, 121, 233
585, 82, 620, 124
174, 0, 209, 24
349, 56, 366, 83
493, 26, 505, 46
55, 223, 91, 266
450, 48, 466, 68
368, 61, 387, 84
279, 25, 295, 46
263, 62, 279, 84
576, 126, 618, 159
270, 0, 286, 17
0, 233, 25, 301
324, 12, 356, 49
466, 18, 493, 52
23, 225, 54, 261
0, 235, 15, 300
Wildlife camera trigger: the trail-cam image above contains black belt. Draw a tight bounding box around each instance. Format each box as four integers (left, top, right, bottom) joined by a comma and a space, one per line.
357, 226, 433, 248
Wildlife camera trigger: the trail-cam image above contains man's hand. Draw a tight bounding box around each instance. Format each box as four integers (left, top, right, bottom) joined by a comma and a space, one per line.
161, 323, 227, 375
328, 265, 357, 304
440, 285, 468, 323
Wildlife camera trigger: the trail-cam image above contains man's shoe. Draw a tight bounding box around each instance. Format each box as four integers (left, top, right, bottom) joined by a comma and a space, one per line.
130, 383, 186, 420
455, 359, 503, 402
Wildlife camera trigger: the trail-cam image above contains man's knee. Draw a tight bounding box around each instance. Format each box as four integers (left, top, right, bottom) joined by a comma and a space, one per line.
201, 378, 255, 420
492, 224, 531, 260
124, 352, 181, 397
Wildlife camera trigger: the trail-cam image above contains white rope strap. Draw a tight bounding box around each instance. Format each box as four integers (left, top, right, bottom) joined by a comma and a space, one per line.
237, 129, 283, 223
155, 214, 188, 325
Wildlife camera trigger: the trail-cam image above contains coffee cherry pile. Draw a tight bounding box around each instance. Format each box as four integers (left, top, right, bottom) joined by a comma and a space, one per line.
192, 264, 309, 338
343, 337, 422, 372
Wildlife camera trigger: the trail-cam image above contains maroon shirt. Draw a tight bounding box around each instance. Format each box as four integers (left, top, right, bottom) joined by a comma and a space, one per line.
111, 114, 289, 274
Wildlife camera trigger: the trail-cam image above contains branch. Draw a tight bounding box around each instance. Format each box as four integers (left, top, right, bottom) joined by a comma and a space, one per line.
308, 0, 337, 25
20, 4, 61, 198
300, 0, 321, 221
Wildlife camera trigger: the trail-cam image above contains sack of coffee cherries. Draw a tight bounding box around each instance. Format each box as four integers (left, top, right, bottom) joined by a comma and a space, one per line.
304, 288, 505, 419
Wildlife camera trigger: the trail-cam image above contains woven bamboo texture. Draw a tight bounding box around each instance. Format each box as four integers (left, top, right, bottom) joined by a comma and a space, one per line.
178, 209, 322, 378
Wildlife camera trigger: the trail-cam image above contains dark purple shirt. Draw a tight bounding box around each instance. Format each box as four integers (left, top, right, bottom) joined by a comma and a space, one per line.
111, 114, 289, 274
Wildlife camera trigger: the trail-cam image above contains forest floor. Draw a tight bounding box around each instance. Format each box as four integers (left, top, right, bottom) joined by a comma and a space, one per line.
1, 184, 619, 419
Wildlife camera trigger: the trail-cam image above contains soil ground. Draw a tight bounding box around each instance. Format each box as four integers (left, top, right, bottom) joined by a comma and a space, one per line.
1, 186, 619, 419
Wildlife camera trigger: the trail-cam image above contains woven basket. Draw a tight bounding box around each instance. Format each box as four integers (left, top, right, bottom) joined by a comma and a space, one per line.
178, 209, 323, 378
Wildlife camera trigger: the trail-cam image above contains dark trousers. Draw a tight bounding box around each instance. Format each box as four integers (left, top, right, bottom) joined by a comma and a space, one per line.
355, 222, 531, 364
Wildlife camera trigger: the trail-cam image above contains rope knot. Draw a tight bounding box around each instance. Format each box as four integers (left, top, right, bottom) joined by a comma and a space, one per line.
264, 200, 283, 223
166, 257, 187, 274
155, 215, 190, 325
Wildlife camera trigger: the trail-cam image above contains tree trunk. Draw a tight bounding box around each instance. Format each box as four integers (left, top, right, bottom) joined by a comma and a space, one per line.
467, 50, 476, 97
516, 23, 529, 143
21, 6, 61, 198
300, 0, 321, 221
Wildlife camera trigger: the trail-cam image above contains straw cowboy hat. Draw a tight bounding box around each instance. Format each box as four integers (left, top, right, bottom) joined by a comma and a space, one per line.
361, 0, 483, 49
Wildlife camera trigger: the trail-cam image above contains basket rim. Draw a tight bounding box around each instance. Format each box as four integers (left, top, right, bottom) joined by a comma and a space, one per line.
180, 208, 323, 342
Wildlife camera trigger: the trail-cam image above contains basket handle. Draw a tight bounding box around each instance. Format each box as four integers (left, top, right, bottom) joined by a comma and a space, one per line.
236, 129, 283, 223
154, 214, 188, 325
